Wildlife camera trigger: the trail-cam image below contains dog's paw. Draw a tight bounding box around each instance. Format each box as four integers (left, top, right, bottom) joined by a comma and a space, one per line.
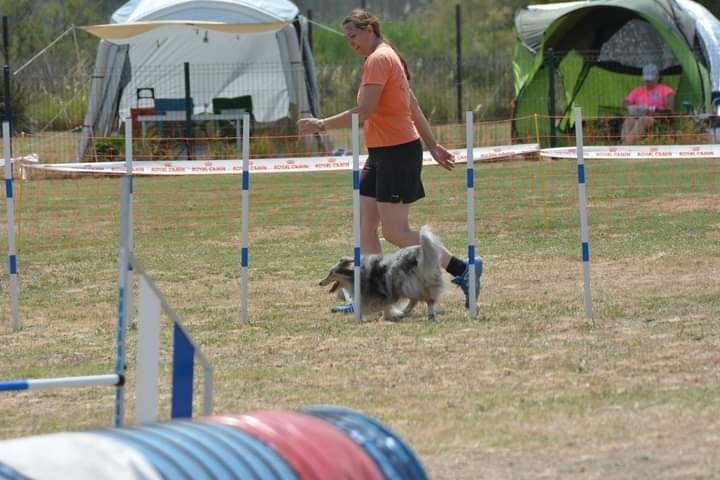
380, 307, 405, 322
334, 286, 347, 300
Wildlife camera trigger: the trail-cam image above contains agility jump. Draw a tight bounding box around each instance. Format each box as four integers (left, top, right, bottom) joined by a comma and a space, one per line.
0, 120, 213, 426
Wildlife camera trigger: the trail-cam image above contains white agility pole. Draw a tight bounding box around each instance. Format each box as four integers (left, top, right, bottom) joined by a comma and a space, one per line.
351, 112, 361, 321
3, 121, 19, 330
125, 119, 134, 407
465, 111, 477, 318
135, 273, 161, 424
240, 112, 250, 323
573, 107, 593, 320
127, 126, 134, 340
114, 118, 133, 427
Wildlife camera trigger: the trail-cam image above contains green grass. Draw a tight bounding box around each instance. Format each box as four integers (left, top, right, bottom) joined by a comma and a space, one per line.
1, 157, 719, 478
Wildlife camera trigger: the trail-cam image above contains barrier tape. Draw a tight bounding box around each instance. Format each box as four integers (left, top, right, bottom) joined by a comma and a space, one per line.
541, 144, 720, 159
25, 144, 539, 176
0, 153, 39, 167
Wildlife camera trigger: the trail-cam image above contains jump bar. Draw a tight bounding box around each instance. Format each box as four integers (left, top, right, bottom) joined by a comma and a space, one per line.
0, 374, 122, 392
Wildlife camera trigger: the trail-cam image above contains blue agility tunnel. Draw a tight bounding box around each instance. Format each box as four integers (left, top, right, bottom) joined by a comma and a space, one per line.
303, 405, 428, 480
97, 420, 297, 480
0, 407, 427, 480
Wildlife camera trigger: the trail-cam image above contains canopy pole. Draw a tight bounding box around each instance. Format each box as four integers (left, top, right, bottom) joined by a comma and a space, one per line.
184, 62, 193, 160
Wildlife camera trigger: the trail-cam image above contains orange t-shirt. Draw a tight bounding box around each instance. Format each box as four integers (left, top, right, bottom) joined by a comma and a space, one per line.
359, 43, 419, 148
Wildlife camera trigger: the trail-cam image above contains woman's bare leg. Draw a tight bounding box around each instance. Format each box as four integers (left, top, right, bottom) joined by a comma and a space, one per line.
376, 201, 452, 268
360, 195, 382, 254
621, 117, 637, 144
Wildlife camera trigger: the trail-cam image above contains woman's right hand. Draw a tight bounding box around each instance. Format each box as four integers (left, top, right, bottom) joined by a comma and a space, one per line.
297, 117, 325, 135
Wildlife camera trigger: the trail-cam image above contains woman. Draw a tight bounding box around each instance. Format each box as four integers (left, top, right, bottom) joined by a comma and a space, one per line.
621, 63, 675, 144
297, 8, 482, 311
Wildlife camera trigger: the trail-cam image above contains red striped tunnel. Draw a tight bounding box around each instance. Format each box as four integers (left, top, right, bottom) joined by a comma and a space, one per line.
0, 406, 427, 480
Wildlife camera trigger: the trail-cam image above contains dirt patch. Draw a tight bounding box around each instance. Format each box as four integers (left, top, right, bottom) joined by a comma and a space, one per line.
644, 194, 720, 213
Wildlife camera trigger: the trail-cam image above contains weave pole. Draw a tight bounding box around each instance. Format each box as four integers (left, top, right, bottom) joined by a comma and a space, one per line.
465, 111, 477, 317
114, 118, 133, 427
573, 106, 593, 320
351, 112, 361, 321
240, 112, 250, 323
2, 17, 18, 331
3, 122, 19, 330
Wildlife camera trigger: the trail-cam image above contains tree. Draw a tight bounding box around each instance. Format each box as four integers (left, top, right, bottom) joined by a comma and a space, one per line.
0, 0, 124, 68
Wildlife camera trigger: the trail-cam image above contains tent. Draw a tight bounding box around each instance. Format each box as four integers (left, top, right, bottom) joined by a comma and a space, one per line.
512, 0, 720, 144
78, 0, 321, 160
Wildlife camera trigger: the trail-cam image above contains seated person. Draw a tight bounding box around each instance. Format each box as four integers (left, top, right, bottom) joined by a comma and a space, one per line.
621, 63, 675, 144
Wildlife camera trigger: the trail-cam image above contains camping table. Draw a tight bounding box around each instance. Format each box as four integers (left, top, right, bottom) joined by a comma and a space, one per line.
138, 109, 247, 153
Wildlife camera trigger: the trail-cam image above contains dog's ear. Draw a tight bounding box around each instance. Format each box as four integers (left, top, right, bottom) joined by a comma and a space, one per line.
339, 256, 354, 268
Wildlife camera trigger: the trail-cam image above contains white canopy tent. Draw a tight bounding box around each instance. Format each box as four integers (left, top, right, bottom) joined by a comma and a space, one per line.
78, 0, 322, 160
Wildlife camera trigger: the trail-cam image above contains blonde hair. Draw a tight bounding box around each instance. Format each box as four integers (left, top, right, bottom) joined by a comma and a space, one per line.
342, 8, 410, 81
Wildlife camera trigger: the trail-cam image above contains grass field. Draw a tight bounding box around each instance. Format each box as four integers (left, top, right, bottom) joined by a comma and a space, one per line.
1, 156, 719, 478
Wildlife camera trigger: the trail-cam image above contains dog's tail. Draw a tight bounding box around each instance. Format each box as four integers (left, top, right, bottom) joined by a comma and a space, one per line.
419, 225, 442, 273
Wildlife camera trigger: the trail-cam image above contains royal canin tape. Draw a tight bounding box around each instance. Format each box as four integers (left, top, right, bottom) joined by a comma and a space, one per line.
541, 144, 720, 159
26, 144, 540, 176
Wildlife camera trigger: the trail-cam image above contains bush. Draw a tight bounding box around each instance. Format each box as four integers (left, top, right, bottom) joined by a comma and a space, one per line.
0, 76, 31, 134
92, 135, 124, 162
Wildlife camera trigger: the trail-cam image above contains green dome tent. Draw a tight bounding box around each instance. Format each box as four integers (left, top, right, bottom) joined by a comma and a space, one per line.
512, 0, 720, 145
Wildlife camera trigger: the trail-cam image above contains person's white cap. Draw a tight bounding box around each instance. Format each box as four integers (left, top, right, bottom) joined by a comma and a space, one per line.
643, 63, 659, 81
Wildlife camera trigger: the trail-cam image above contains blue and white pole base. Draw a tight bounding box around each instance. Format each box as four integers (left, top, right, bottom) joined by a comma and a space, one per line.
573, 106, 593, 320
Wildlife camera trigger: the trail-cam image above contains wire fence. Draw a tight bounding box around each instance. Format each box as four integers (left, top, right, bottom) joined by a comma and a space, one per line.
3, 39, 719, 164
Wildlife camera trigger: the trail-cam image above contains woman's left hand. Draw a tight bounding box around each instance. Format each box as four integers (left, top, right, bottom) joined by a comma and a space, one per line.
429, 144, 455, 171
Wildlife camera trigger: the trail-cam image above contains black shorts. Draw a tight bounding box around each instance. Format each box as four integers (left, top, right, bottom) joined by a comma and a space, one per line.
360, 139, 425, 204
